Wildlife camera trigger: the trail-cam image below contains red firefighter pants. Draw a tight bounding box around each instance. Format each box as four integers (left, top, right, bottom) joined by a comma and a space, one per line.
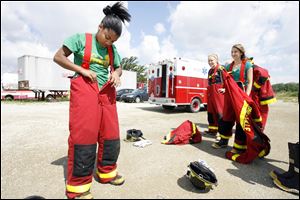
207, 84, 224, 133
219, 88, 247, 150
66, 76, 120, 198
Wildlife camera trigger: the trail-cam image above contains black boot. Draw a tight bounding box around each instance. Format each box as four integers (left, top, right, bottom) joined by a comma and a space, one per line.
270, 142, 298, 180
212, 138, 228, 149
273, 142, 299, 194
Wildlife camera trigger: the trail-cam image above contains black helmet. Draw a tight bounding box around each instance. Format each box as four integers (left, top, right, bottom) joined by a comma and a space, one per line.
186, 161, 218, 190
124, 129, 144, 142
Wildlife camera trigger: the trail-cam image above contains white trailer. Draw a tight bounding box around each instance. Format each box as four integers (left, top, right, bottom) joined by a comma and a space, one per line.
1, 55, 137, 101
118, 70, 137, 90
18, 55, 72, 90
17, 55, 73, 100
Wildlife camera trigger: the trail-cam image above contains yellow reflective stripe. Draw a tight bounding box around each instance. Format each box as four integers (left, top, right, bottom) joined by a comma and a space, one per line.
258, 149, 266, 157
233, 143, 247, 150
97, 169, 117, 179
204, 182, 210, 187
219, 134, 231, 139
253, 116, 262, 122
208, 126, 218, 130
260, 98, 277, 105
253, 81, 261, 89
161, 132, 172, 144
232, 154, 240, 161
66, 183, 91, 193
190, 170, 212, 186
192, 123, 196, 135
239, 100, 249, 129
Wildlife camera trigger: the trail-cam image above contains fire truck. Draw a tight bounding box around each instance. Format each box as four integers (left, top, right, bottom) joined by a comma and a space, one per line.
147, 57, 209, 113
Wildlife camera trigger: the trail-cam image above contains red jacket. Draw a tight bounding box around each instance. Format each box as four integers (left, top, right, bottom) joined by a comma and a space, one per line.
251, 65, 276, 106
220, 67, 270, 164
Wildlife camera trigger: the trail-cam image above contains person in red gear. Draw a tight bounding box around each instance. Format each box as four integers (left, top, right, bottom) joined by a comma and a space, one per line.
204, 54, 224, 137
53, 2, 131, 199
212, 44, 253, 154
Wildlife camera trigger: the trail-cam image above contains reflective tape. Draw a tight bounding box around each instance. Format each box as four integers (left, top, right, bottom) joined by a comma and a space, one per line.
208, 126, 218, 130
66, 183, 91, 193
219, 134, 231, 139
232, 154, 240, 161
97, 169, 117, 179
233, 143, 247, 150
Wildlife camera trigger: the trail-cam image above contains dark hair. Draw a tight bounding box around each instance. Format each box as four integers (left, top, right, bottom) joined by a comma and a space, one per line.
101, 2, 131, 36
232, 44, 246, 60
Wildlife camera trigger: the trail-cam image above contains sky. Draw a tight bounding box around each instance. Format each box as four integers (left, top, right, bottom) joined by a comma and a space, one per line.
1, 1, 299, 84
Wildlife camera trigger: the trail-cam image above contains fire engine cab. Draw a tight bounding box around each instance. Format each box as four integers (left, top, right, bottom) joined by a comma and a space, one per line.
148, 57, 209, 113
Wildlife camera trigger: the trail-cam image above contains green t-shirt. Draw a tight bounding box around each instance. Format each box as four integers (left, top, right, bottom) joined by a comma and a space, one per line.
225, 61, 253, 86
63, 33, 121, 88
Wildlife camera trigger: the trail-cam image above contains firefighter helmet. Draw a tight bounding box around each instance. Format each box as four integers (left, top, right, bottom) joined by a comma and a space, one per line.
186, 160, 218, 190
124, 129, 144, 142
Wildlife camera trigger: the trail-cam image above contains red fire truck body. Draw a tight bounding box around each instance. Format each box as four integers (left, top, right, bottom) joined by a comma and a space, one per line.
148, 57, 209, 112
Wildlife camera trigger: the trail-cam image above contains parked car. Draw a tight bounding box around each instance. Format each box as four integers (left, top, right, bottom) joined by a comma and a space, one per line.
121, 88, 149, 103
116, 88, 134, 101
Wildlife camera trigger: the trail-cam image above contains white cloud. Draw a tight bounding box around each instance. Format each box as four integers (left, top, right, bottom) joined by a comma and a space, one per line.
114, 25, 139, 60
1, 1, 132, 75
1, 1, 299, 84
168, 1, 299, 83
154, 23, 166, 35
138, 34, 160, 64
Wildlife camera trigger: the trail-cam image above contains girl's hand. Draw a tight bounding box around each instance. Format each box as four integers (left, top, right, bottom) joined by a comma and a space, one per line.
79, 68, 97, 82
218, 88, 225, 93
109, 71, 121, 87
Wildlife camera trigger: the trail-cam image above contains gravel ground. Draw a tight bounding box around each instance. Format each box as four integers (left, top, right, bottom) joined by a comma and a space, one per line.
1, 100, 299, 199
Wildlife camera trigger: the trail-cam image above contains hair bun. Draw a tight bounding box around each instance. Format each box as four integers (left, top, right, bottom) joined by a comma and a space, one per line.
103, 5, 113, 16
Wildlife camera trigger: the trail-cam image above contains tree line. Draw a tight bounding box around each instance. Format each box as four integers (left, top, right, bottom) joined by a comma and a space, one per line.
121, 56, 147, 83
272, 82, 299, 93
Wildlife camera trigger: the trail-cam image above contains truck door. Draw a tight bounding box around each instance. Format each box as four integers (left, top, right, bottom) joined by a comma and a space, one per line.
161, 64, 167, 97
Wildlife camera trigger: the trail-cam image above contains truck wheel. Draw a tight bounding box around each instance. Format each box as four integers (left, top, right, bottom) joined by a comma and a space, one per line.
46, 95, 54, 102
135, 96, 141, 103
5, 95, 13, 101
188, 98, 201, 113
162, 105, 176, 110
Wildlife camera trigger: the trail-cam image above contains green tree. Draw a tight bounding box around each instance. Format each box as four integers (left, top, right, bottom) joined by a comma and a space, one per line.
272, 82, 299, 92
121, 56, 147, 83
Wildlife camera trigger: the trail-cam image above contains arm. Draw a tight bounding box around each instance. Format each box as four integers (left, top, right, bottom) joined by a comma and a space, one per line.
53, 46, 97, 82
246, 67, 253, 96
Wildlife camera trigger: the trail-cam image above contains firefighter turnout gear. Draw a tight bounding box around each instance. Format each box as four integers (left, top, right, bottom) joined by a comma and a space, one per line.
186, 160, 218, 190
250, 64, 276, 130
124, 129, 145, 142
271, 142, 299, 194
162, 120, 202, 145
270, 142, 298, 180
66, 33, 122, 199
206, 64, 224, 135
218, 68, 270, 164
214, 60, 250, 152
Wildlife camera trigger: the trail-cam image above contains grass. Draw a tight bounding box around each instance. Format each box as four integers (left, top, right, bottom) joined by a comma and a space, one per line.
275, 91, 299, 103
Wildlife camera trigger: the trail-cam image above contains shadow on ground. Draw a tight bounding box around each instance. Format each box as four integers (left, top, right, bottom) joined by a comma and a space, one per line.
191, 138, 289, 190
51, 156, 68, 181
177, 175, 212, 194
